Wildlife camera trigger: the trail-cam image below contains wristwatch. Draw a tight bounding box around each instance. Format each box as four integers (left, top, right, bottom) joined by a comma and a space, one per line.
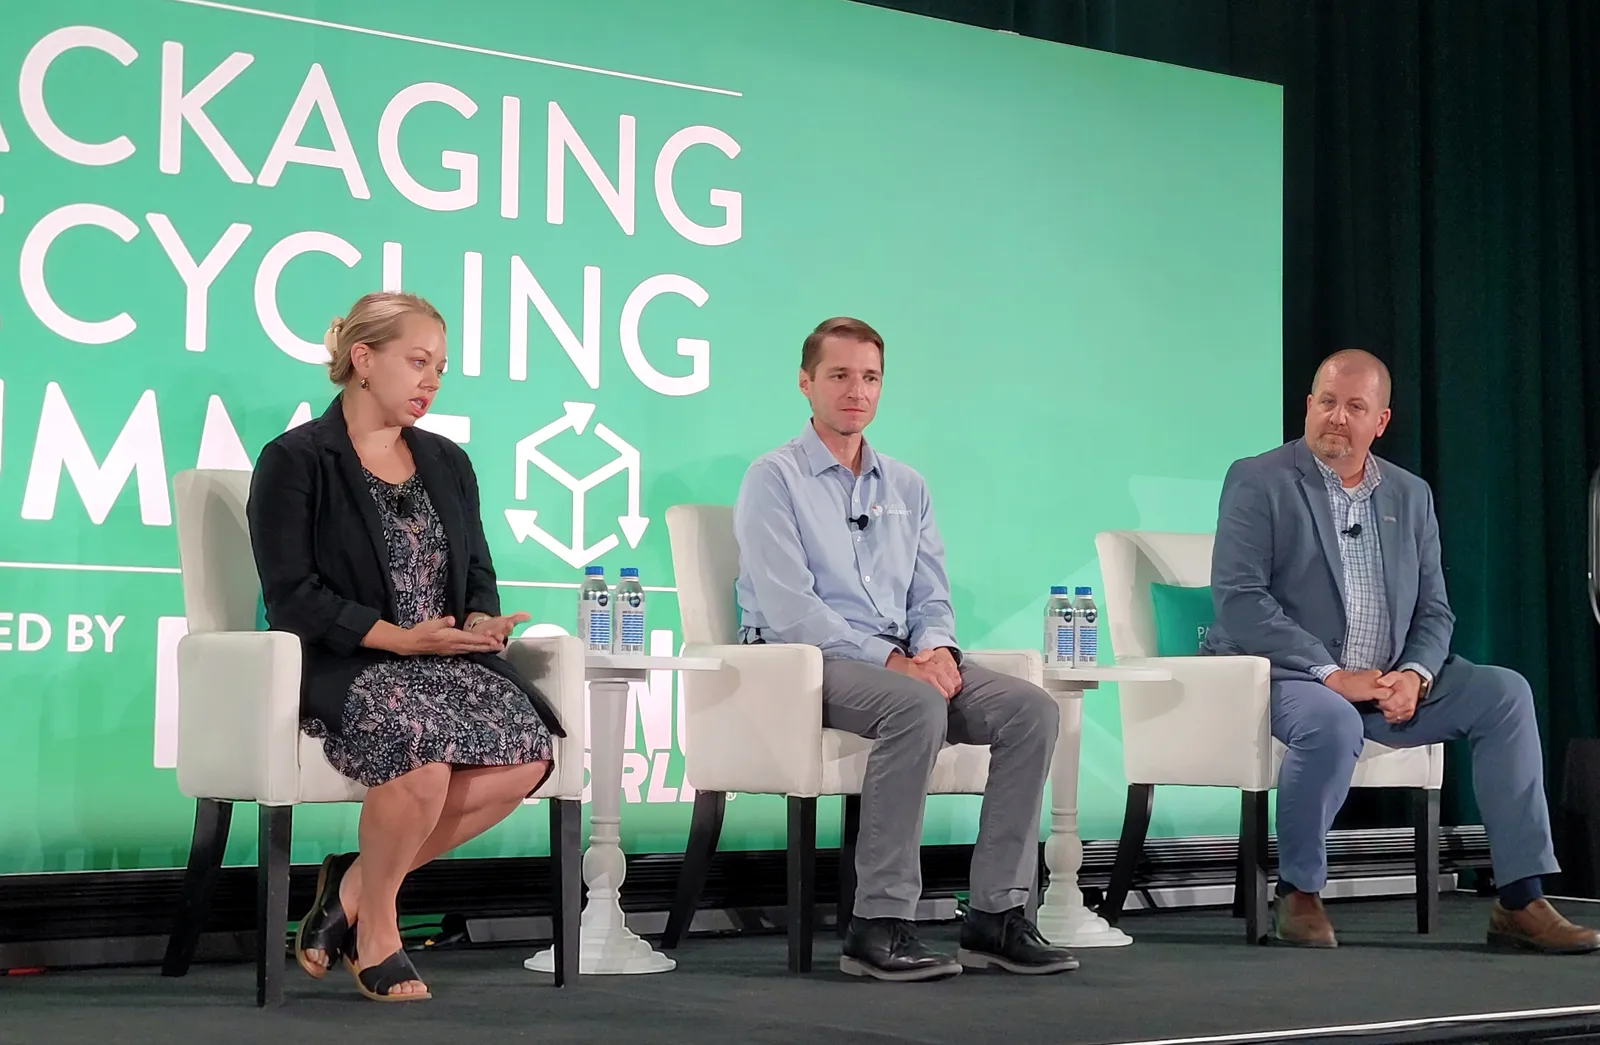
1407, 669, 1433, 700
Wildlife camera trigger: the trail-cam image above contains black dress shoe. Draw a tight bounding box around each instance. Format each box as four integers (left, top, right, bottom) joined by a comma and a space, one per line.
840, 917, 962, 982
957, 906, 1079, 974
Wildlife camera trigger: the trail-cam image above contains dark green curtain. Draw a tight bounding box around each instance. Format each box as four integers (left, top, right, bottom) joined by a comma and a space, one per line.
861, 0, 1600, 886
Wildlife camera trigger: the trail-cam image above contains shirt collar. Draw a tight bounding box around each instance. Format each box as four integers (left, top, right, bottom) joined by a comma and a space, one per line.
799, 419, 879, 477
1313, 451, 1382, 495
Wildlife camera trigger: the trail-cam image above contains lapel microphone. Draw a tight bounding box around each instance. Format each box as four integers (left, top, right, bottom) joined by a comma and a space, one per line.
849, 514, 870, 531
1341, 522, 1363, 538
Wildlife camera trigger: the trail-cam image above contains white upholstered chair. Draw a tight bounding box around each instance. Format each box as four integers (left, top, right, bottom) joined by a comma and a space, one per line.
661, 504, 1043, 971
159, 469, 586, 1005
1092, 530, 1444, 943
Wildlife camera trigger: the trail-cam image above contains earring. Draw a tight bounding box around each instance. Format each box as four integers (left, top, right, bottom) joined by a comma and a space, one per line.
360, 378, 369, 389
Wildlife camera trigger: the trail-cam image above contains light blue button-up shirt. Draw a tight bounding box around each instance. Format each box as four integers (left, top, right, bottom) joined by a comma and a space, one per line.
733, 421, 959, 665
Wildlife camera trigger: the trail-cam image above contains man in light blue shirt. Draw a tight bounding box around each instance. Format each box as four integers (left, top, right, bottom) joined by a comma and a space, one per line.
734, 316, 1073, 982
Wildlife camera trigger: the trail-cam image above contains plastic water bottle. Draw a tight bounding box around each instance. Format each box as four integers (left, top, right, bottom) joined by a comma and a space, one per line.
1044, 586, 1075, 664
578, 566, 612, 652
1071, 586, 1099, 667
613, 568, 646, 654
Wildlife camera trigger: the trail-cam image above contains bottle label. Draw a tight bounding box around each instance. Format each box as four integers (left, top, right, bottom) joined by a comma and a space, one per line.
1076, 620, 1097, 660
618, 609, 646, 648
581, 598, 612, 649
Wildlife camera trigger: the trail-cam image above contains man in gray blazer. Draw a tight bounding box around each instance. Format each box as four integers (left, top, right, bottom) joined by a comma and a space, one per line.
1205, 349, 1599, 953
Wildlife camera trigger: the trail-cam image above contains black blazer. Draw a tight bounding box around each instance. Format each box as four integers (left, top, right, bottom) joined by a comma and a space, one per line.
245, 395, 565, 738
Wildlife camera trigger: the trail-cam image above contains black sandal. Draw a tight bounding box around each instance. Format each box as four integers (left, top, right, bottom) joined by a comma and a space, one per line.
294, 852, 357, 979
348, 947, 432, 1002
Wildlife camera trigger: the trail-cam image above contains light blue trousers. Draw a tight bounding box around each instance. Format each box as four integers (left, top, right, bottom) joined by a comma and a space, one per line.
1271, 656, 1558, 893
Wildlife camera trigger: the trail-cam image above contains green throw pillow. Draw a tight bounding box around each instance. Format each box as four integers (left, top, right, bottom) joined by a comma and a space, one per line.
1150, 583, 1213, 656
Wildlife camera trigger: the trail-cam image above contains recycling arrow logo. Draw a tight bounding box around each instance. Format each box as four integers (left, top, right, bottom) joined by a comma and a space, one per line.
504, 401, 649, 568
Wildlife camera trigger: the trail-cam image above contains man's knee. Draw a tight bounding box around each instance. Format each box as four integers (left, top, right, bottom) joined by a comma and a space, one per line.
888, 686, 950, 745
1280, 690, 1365, 756
996, 681, 1059, 742
1475, 665, 1536, 724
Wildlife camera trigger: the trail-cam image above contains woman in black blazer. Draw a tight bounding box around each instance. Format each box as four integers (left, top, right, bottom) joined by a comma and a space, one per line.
247, 291, 565, 1003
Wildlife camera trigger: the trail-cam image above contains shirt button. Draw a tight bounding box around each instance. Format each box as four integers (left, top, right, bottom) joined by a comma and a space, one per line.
864, 575, 871, 582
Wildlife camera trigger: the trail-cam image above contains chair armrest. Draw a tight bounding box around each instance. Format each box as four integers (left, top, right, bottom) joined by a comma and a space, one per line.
964, 648, 1044, 686
175, 631, 303, 804
505, 634, 587, 800
1114, 655, 1275, 790
680, 642, 825, 796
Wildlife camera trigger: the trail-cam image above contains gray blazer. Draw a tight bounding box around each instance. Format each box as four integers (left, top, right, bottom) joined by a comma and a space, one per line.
1201, 439, 1455, 682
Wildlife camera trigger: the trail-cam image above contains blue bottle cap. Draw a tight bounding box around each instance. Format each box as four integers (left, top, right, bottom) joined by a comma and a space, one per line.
585, 566, 605, 575
620, 567, 639, 577
1075, 586, 1093, 596
1050, 585, 1070, 595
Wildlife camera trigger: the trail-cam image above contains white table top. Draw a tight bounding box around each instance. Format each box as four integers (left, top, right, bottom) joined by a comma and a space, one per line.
584, 651, 723, 673
1043, 663, 1173, 683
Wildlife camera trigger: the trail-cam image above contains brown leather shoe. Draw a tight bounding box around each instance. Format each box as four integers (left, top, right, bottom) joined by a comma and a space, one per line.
1487, 899, 1600, 955
1273, 891, 1337, 948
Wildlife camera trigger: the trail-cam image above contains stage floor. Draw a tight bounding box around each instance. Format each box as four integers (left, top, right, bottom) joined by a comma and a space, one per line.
8, 895, 1600, 1045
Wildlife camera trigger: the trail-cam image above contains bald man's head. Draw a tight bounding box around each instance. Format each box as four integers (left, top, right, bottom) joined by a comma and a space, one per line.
1304, 349, 1393, 470
1311, 349, 1391, 410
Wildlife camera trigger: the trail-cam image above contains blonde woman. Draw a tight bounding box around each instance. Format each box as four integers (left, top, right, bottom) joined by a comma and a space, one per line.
246, 291, 565, 1002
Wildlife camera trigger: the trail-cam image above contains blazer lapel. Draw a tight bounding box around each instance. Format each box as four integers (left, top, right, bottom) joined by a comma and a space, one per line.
406, 430, 468, 614
313, 396, 396, 615
1295, 442, 1348, 606
1372, 474, 1406, 658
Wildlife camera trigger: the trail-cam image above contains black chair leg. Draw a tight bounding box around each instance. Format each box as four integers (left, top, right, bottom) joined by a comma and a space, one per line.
662, 791, 726, 949
549, 798, 583, 984
162, 798, 234, 978
1232, 840, 1247, 918
256, 805, 292, 1008
1240, 790, 1271, 945
1415, 787, 1441, 934
787, 796, 817, 973
1099, 783, 1153, 925
837, 794, 861, 938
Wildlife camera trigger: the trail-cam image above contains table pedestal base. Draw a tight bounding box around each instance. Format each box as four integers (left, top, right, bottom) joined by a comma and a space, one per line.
1038, 904, 1134, 948
524, 922, 677, 975
523, 675, 677, 976
1041, 677, 1136, 948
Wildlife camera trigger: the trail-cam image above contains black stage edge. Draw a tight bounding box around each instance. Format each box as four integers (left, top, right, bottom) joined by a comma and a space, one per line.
0, 826, 1491, 967
8, 896, 1600, 1045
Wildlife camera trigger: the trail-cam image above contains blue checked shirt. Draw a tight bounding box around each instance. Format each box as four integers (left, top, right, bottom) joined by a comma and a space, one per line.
732, 421, 959, 665
1310, 455, 1432, 685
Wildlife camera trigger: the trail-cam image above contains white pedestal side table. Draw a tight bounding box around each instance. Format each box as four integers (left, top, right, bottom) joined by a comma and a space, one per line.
525, 651, 722, 976
1036, 662, 1173, 948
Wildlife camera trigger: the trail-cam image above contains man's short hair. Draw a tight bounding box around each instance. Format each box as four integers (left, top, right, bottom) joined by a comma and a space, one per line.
801, 317, 884, 375
1313, 348, 1392, 408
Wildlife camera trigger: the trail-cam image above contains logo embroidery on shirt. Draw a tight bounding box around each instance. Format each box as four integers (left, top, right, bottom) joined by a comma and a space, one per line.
873, 503, 911, 517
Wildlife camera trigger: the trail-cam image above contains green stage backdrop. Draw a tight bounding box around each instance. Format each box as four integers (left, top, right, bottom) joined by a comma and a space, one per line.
0, 0, 1282, 874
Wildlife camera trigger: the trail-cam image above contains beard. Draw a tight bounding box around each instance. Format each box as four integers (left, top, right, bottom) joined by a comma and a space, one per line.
1311, 431, 1353, 458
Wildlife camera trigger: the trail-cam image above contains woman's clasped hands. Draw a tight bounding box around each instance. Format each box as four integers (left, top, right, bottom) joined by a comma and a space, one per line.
399, 612, 531, 655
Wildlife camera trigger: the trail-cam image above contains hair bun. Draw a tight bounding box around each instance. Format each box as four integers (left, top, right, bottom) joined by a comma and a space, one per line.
322, 316, 345, 353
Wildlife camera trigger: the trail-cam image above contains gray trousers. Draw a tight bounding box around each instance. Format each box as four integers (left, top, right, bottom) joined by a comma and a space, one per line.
1272, 655, 1558, 893
822, 659, 1059, 920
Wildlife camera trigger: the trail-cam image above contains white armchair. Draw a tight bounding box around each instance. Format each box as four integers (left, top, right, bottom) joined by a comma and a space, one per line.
159, 469, 586, 1004
1092, 530, 1444, 944
660, 504, 1042, 971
